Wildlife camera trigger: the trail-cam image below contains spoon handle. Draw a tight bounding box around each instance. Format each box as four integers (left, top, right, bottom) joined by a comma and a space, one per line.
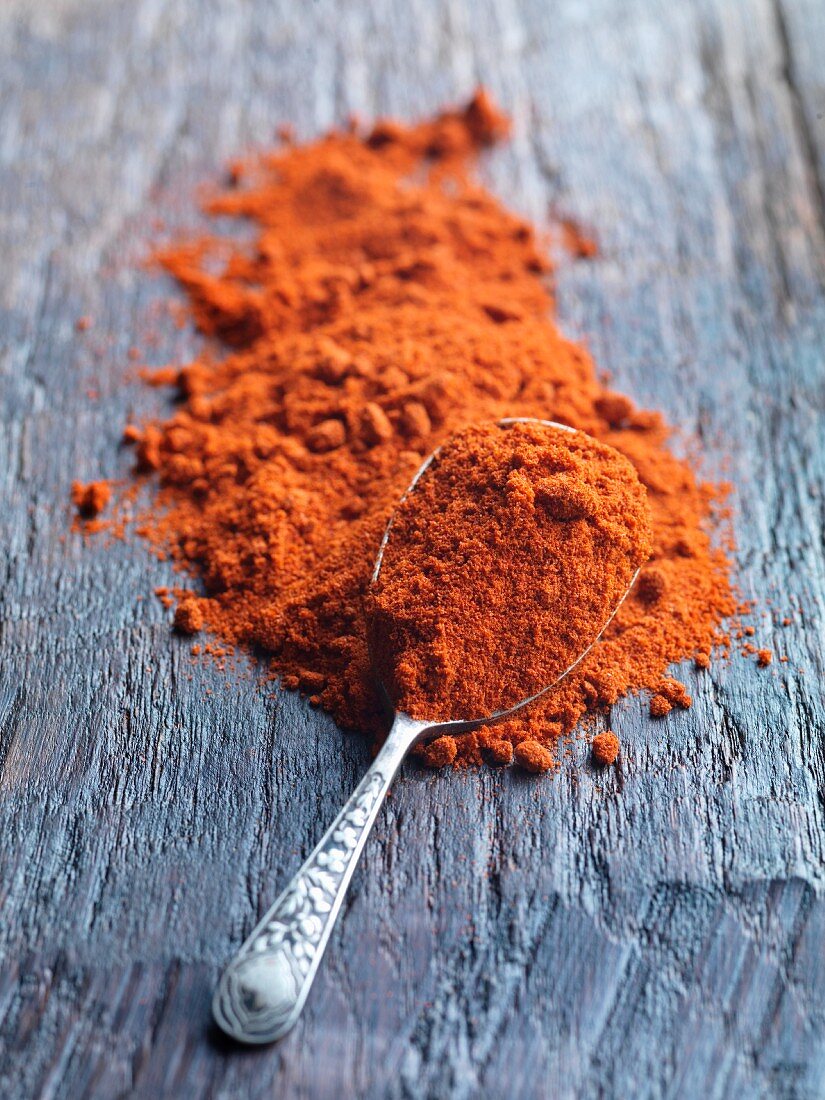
212, 713, 424, 1045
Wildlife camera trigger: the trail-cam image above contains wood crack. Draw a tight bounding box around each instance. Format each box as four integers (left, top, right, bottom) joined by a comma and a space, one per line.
771, 0, 825, 243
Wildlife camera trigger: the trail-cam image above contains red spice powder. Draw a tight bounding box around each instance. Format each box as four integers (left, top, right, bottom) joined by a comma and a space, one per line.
514, 740, 555, 774
648, 676, 692, 718
559, 218, 598, 260
87, 91, 745, 767
592, 731, 620, 767
72, 480, 111, 518
421, 736, 459, 769
368, 421, 651, 720
479, 734, 515, 767
174, 597, 204, 635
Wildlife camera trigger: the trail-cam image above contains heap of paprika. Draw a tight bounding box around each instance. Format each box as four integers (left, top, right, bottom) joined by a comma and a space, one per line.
83, 91, 744, 769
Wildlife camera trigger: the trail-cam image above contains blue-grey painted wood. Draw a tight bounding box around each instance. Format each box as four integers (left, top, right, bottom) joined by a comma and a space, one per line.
1, 0, 824, 1097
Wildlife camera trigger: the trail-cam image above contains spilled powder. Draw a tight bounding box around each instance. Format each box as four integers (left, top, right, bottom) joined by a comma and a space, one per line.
85, 91, 746, 768
591, 731, 620, 768
72, 480, 111, 518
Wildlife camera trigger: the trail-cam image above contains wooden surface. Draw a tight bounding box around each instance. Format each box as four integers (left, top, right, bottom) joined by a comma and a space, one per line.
1, 1, 824, 1097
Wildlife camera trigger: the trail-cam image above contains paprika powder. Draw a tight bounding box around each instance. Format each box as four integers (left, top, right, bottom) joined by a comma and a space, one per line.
368, 421, 652, 720
87, 90, 743, 769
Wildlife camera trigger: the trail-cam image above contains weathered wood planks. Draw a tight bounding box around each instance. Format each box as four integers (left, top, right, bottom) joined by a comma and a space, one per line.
0, 0, 824, 1096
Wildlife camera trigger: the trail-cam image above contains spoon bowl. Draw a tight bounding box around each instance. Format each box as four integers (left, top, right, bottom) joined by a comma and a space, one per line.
213, 418, 643, 1044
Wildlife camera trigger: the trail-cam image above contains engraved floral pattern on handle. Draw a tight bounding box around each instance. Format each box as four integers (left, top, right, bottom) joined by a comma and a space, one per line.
213, 769, 391, 1043
249, 771, 383, 966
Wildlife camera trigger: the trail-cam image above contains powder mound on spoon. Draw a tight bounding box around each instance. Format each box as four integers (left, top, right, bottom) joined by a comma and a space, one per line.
368, 421, 652, 720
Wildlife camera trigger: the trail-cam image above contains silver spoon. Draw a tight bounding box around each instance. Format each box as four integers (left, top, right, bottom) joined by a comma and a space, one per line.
212, 419, 640, 1045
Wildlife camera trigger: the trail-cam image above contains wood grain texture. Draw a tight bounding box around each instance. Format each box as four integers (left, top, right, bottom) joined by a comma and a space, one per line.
1, 0, 824, 1097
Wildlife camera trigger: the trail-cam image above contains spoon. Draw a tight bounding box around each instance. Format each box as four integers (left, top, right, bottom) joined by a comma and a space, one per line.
212, 419, 640, 1045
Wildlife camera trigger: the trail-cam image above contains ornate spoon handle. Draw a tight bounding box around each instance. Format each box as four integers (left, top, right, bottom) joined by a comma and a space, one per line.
213, 713, 426, 1044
